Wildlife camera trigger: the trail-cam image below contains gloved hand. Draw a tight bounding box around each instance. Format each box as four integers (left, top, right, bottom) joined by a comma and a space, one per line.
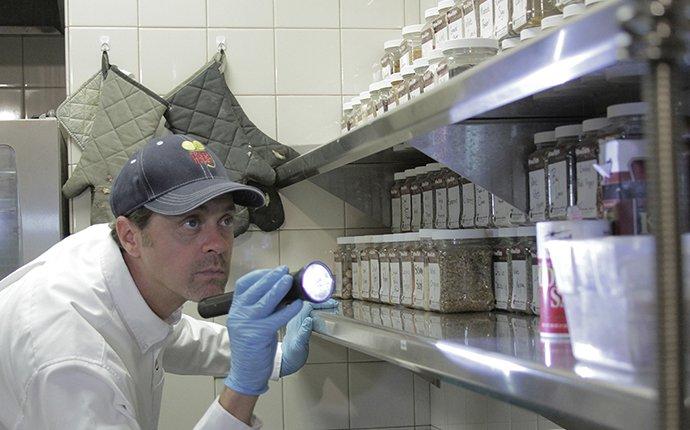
280, 299, 340, 377
225, 266, 303, 396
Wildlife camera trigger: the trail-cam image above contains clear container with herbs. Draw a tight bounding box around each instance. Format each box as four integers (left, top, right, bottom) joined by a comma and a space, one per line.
341, 102, 353, 134
494, 0, 513, 40
446, 168, 463, 229
388, 73, 406, 109
434, 166, 451, 229
368, 237, 382, 302
528, 130, 556, 223
368, 82, 382, 119
478, 0, 495, 38
358, 236, 372, 301
427, 230, 495, 312
411, 240, 429, 310
528, 238, 539, 314
398, 234, 418, 307
423, 163, 442, 229
400, 169, 415, 232
461, 176, 476, 228
391, 171, 405, 233
422, 7, 439, 57
381, 39, 402, 79
436, 1, 454, 45
576, 117, 609, 219
378, 237, 393, 304
410, 166, 426, 232
447, 0, 465, 40
492, 236, 513, 310
377, 79, 392, 116
413, 58, 431, 94
492, 194, 515, 227
358, 90, 375, 124
512, 0, 559, 34
388, 236, 404, 305
509, 235, 533, 313
475, 185, 494, 227
334, 237, 354, 299
401, 24, 424, 68
400, 66, 417, 104
427, 48, 450, 89
441, 38, 499, 78
350, 237, 363, 299
548, 124, 582, 220
349, 97, 362, 129
462, 0, 480, 37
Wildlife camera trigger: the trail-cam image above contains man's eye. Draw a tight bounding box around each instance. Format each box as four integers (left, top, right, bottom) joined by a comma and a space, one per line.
183, 218, 201, 229
220, 215, 234, 227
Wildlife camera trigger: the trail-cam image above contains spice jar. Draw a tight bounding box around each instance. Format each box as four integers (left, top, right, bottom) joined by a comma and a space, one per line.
475, 185, 494, 227
410, 166, 426, 232
462, 0, 480, 37
422, 7, 439, 57
492, 194, 515, 227
388, 236, 403, 305
434, 165, 450, 229
400, 66, 417, 103
528, 130, 556, 223
447, 0, 464, 40
446, 169, 463, 229
413, 58, 431, 94
378, 79, 392, 115
381, 39, 402, 78
349, 97, 362, 129
512, 0, 558, 34
391, 171, 406, 233
423, 163, 441, 229
412, 238, 429, 310
461, 176, 476, 228
478, 0, 495, 38
401, 24, 424, 68
388, 73, 406, 109
574, 117, 608, 219
358, 236, 372, 300
368, 237, 382, 302
398, 233, 418, 307
562, 2, 585, 19
436, 0, 454, 45
555, 0, 583, 11
427, 48, 450, 90
519, 27, 540, 42
510, 205, 528, 226
341, 102, 353, 134
494, 0, 513, 40
501, 37, 519, 51
400, 168, 415, 232
368, 82, 382, 119
428, 230, 494, 312
442, 38, 499, 78
379, 237, 392, 304
350, 236, 363, 299
335, 237, 354, 299
358, 90, 375, 124
492, 236, 513, 310
509, 236, 533, 313
528, 238, 539, 314
540, 13, 563, 32
548, 124, 582, 220
599, 102, 649, 235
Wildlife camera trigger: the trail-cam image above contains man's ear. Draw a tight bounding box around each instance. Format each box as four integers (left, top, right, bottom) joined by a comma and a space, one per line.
115, 216, 142, 258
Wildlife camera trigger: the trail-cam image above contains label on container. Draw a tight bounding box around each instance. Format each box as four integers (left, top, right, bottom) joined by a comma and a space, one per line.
351, 261, 360, 299
528, 168, 547, 222
413, 260, 426, 308
447, 185, 461, 229
401, 260, 414, 305
412, 193, 422, 230
370, 257, 380, 300
493, 259, 510, 310
392, 196, 401, 232
399, 40, 411, 68
434, 16, 449, 45
381, 56, 391, 79
422, 28, 435, 57
334, 261, 343, 297
576, 157, 598, 219
360, 258, 371, 299
429, 262, 441, 311
461, 182, 476, 227
423, 189, 434, 228
437, 62, 449, 83
464, 10, 478, 38
479, 0, 494, 39
512, 0, 527, 29
548, 159, 568, 219
475, 186, 491, 227
435, 186, 448, 228
494, 0, 510, 39
390, 260, 402, 304
410, 78, 422, 98
380, 260, 391, 303
401, 193, 412, 231
493, 196, 513, 227
423, 69, 434, 92
531, 260, 540, 314
448, 8, 463, 40
511, 259, 528, 312
510, 207, 527, 225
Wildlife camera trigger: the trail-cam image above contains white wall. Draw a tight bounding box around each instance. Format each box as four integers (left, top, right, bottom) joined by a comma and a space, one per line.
64, 1, 565, 429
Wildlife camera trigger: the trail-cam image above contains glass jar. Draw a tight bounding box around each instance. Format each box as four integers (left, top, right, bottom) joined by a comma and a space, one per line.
461, 176, 476, 228
442, 38, 499, 78
492, 237, 512, 310
349, 97, 362, 129
436, 0, 454, 45
512, 0, 558, 33
478, 0, 495, 38
510, 204, 528, 226
509, 237, 532, 313
359, 237, 372, 301
391, 171, 406, 233
358, 91, 375, 124
540, 13, 563, 32
401, 65, 421, 101
527, 237, 539, 314
562, 2, 585, 19
381, 39, 402, 78
599, 102, 649, 235
334, 237, 354, 299
547, 124, 582, 220
428, 230, 494, 312
575, 117, 609, 219
446, 168, 463, 229
427, 49, 450, 90
401, 24, 424, 68
398, 234, 418, 307
475, 185, 494, 227
447, 0, 464, 40
422, 7, 439, 57
494, 0, 513, 39
519, 27, 540, 42
555, 0, 583, 11
388, 73, 406, 109
412, 239, 429, 310
332, 241, 344, 299
341, 102, 353, 134
378, 238, 392, 304
462, 0, 480, 37
388, 237, 403, 305
434, 166, 451, 229
368, 238, 382, 302
528, 130, 556, 223
378, 79, 392, 115
491, 194, 515, 227
410, 166, 426, 232
413, 58, 431, 94
501, 37, 519, 51
368, 82, 381, 119
422, 163, 441, 229
350, 236, 364, 300
400, 168, 415, 232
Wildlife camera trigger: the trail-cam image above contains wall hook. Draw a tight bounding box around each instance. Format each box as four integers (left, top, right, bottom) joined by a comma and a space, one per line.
99, 35, 110, 52
216, 35, 227, 53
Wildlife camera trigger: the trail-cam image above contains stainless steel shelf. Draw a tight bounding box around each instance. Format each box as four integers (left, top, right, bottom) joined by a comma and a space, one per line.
312, 301, 657, 430
275, 1, 632, 200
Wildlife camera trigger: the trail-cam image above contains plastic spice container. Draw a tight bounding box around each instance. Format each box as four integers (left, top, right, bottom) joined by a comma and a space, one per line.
388, 237, 403, 305
492, 195, 515, 227
494, 0, 513, 39
427, 230, 494, 312
388, 73, 406, 108
599, 102, 649, 235
436, 0, 454, 45
447, 1, 464, 40
377, 79, 392, 115
528, 238, 539, 314
492, 237, 512, 310
422, 7, 439, 57
478, 0, 495, 38
528, 130, 556, 223
381, 39, 402, 78
401, 24, 424, 68
413, 58, 431, 94
540, 13, 563, 32
519, 27, 540, 41
378, 237, 392, 304
512, 0, 558, 33
410, 166, 426, 232
509, 237, 533, 313
510, 205, 528, 226
400, 169, 415, 232
461, 176, 476, 228
548, 124, 582, 220
358, 237, 372, 300
562, 2, 585, 19
412, 239, 429, 310
462, 0, 480, 37
349, 97, 362, 129
335, 237, 354, 299
359, 91, 375, 123
422, 163, 442, 229
446, 168, 463, 229
341, 102, 353, 134
368, 237, 382, 302
576, 117, 609, 219
350, 237, 363, 299
501, 37, 519, 51
398, 234, 418, 307
442, 38, 499, 78
427, 49, 450, 90
434, 166, 450, 229
556, 0, 583, 11
368, 82, 382, 118
391, 171, 406, 233
400, 66, 417, 104
475, 185, 494, 227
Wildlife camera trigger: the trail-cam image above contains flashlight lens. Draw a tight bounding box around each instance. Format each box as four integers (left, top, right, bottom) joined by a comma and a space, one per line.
301, 262, 334, 302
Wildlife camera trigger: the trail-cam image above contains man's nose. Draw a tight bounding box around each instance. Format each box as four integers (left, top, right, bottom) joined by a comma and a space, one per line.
202, 226, 232, 254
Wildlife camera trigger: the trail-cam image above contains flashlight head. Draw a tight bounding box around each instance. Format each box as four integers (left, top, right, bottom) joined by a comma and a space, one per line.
292, 260, 335, 303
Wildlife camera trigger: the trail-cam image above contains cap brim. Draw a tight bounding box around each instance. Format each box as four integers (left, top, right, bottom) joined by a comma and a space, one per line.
144, 178, 265, 216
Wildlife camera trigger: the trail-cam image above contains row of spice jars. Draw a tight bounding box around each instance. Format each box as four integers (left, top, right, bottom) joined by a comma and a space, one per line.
391, 163, 528, 233
527, 101, 649, 235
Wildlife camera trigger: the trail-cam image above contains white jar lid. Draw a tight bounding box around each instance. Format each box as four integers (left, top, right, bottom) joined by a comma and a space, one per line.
380, 78, 393, 89
563, 3, 586, 19
427, 48, 445, 61
582, 117, 609, 132
343, 102, 353, 111
501, 37, 520, 50
413, 166, 427, 175
424, 7, 439, 20
351, 97, 361, 106
359, 90, 372, 100
440, 37, 499, 52
369, 81, 381, 92
541, 14, 564, 30
607, 101, 648, 118
413, 57, 430, 70
402, 24, 424, 36
585, 0, 606, 6
437, 0, 455, 11
403, 168, 416, 177
394, 172, 406, 180
401, 65, 417, 77
554, 124, 582, 138
384, 39, 402, 51
534, 130, 556, 144
389, 72, 404, 83
520, 27, 541, 41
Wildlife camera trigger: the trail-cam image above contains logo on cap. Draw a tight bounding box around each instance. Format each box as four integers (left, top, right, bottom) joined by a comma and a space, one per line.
181, 139, 216, 168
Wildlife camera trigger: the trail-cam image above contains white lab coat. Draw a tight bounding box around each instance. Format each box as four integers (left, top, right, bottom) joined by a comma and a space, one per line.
0, 224, 281, 429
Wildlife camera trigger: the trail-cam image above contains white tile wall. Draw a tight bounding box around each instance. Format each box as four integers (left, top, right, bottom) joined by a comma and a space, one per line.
207, 0, 274, 27
341, 0, 406, 29
139, 0, 207, 27
349, 362, 415, 428
275, 29, 341, 95
276, 96, 342, 147
341, 29, 402, 94
275, 0, 340, 28
68, 0, 138, 26
234, 96, 278, 139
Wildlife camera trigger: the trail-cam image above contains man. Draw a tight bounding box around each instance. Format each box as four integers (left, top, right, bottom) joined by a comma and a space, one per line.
0, 134, 334, 429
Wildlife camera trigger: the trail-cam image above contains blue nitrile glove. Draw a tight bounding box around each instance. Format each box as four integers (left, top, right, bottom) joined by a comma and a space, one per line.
280, 299, 340, 377
225, 266, 303, 396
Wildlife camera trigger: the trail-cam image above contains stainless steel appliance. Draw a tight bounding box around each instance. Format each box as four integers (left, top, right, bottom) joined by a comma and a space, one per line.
0, 119, 66, 278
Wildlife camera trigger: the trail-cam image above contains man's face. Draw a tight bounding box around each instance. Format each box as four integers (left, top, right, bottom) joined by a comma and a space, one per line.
136, 196, 235, 303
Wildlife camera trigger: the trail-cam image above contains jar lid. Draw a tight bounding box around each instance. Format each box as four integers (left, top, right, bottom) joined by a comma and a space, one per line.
431, 229, 489, 241
541, 14, 564, 30
401, 65, 417, 77
520, 27, 540, 41
403, 168, 416, 177
585, 0, 606, 6
425, 162, 443, 171
359, 90, 372, 100
351, 97, 361, 106
384, 39, 402, 51
389, 72, 404, 83
394, 172, 406, 180
427, 48, 445, 61
402, 24, 424, 36
563, 3, 586, 19
424, 7, 439, 20
380, 78, 393, 89
554, 124, 582, 138
501, 37, 520, 51
369, 81, 382, 92
607, 101, 648, 118
413, 57, 430, 70
582, 117, 609, 132
440, 37, 499, 52
413, 166, 427, 175
534, 130, 556, 144
343, 102, 353, 111
437, 0, 455, 11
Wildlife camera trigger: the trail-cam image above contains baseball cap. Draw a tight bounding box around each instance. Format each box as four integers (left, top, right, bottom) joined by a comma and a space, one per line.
110, 134, 266, 217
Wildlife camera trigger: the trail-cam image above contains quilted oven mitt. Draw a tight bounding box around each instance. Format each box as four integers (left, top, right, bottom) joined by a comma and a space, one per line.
62, 55, 168, 224
56, 70, 102, 151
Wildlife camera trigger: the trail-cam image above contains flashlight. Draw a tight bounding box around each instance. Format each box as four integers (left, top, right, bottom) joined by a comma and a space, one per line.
197, 260, 335, 319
